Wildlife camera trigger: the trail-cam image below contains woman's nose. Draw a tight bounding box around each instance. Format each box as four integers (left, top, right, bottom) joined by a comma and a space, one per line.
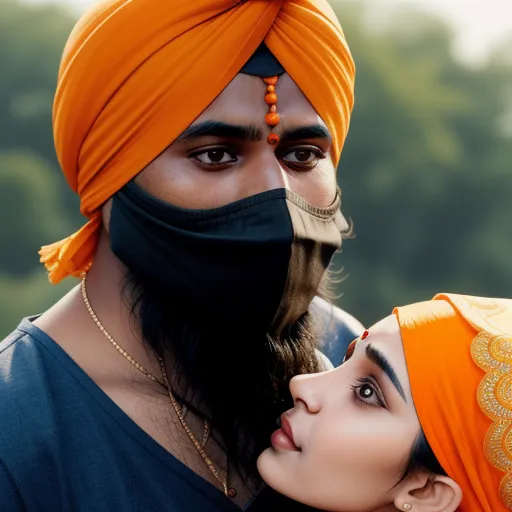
289, 373, 323, 414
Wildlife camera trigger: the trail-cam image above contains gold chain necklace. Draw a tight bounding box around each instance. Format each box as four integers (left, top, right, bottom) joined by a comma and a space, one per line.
81, 277, 236, 498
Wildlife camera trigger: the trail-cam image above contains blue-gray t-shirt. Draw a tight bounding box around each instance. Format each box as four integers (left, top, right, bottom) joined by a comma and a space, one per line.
0, 307, 361, 511
0, 319, 327, 512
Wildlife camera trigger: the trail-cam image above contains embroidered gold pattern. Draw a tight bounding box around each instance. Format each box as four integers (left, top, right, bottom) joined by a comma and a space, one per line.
471, 330, 512, 509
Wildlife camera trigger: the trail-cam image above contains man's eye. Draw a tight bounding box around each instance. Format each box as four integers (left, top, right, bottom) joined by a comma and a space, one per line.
192, 149, 237, 166
281, 147, 325, 168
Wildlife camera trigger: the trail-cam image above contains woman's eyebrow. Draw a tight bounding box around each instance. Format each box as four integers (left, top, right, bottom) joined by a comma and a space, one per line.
365, 344, 407, 402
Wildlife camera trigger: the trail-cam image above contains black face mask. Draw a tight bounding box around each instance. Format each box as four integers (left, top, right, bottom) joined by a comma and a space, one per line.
110, 181, 346, 334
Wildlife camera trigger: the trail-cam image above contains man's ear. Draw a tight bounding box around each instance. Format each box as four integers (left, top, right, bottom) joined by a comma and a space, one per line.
394, 471, 462, 512
102, 199, 113, 233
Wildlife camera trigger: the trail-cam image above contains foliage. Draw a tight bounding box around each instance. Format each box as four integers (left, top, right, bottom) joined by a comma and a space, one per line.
0, 150, 72, 275
333, 2, 512, 323
0, 0, 510, 335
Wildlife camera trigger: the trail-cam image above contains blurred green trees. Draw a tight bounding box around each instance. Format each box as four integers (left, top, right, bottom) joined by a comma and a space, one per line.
337, 4, 512, 323
0, 0, 510, 335
0, 0, 77, 329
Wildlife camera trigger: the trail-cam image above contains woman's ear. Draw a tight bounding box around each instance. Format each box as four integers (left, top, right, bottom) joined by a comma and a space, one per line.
394, 471, 462, 512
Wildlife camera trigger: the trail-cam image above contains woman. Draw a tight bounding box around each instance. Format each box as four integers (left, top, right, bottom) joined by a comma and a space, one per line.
258, 293, 512, 511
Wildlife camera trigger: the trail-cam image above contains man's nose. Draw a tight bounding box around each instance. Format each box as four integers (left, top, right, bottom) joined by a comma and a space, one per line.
289, 373, 323, 414
238, 146, 290, 196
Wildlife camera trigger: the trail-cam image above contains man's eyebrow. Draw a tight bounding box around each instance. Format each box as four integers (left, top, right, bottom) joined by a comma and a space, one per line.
280, 124, 331, 142
177, 120, 263, 142
366, 344, 407, 402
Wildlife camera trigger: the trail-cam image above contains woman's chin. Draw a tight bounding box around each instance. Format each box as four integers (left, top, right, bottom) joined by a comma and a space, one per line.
257, 448, 298, 499
256, 447, 274, 485
257, 451, 331, 510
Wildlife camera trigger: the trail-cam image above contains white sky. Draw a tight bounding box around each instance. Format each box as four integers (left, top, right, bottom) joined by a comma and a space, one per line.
375, 0, 512, 62
26, 0, 512, 63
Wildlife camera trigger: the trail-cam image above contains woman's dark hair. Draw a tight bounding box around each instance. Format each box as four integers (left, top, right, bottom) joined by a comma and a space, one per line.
400, 430, 447, 482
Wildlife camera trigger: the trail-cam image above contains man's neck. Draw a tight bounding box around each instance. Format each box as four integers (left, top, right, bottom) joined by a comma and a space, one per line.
35, 230, 164, 389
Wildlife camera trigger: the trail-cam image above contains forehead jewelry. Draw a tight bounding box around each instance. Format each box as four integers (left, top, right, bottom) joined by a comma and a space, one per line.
343, 329, 369, 363
263, 76, 280, 145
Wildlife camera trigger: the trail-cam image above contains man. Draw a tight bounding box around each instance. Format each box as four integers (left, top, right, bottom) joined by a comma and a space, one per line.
0, 0, 359, 510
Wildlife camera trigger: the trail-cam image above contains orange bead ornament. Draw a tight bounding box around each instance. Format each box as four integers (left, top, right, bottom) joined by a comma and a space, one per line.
265, 113, 280, 126
263, 76, 278, 86
267, 133, 280, 145
262, 76, 280, 144
265, 93, 277, 105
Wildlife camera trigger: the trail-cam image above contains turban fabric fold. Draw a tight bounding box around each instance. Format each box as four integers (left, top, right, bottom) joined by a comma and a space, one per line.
394, 294, 512, 512
40, 0, 355, 283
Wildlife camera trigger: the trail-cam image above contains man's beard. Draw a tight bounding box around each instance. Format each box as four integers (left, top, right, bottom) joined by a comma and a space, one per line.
122, 269, 322, 486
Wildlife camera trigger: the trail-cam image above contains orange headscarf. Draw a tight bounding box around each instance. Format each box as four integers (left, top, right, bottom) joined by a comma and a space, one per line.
395, 294, 512, 511
39, 0, 355, 284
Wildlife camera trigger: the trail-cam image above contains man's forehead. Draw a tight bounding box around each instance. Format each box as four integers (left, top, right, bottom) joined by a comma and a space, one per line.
184, 43, 329, 142
191, 74, 329, 133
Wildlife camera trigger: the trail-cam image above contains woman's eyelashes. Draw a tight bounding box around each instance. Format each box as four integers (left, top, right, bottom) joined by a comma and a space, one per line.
350, 377, 388, 409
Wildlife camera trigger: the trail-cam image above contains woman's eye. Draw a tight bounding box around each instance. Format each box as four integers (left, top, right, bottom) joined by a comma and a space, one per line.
281, 147, 325, 168
351, 379, 386, 409
192, 149, 237, 166
358, 384, 374, 399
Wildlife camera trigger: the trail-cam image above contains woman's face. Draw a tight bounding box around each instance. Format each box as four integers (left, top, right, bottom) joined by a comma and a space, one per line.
257, 315, 420, 512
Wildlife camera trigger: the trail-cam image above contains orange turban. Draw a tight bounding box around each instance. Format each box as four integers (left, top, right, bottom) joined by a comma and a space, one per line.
39, 0, 355, 284
395, 294, 512, 512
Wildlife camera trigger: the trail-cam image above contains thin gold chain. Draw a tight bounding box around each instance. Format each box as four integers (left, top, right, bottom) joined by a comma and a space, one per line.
80, 277, 227, 489
158, 358, 228, 495
81, 278, 206, 434
80, 278, 162, 385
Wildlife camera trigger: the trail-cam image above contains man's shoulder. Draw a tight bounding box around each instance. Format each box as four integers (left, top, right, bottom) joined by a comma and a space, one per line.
310, 297, 364, 366
0, 324, 42, 388
0, 323, 59, 441
0, 320, 49, 373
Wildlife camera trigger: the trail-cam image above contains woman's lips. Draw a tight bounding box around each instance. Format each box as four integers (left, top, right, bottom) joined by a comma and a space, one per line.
271, 415, 300, 452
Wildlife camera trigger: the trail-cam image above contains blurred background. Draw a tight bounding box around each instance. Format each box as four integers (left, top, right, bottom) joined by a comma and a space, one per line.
0, 0, 511, 336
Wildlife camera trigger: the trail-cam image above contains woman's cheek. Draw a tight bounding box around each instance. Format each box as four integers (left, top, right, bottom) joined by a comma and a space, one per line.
308, 413, 390, 473
305, 416, 353, 470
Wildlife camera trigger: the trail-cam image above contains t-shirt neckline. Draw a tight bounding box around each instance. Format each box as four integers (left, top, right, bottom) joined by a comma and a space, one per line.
16, 317, 250, 511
